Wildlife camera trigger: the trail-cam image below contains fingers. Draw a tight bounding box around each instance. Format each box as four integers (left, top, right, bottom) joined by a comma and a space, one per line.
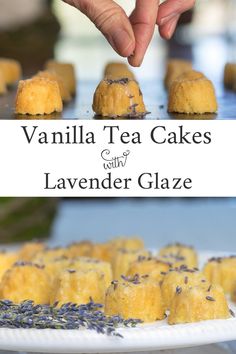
128, 0, 159, 67
63, 0, 135, 57
158, 13, 181, 39
157, 0, 195, 30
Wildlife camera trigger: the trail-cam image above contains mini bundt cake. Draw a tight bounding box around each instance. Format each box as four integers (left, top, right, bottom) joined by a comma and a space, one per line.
104, 62, 135, 80
168, 285, 230, 324
45, 60, 76, 95
65, 241, 93, 258
105, 274, 165, 322
127, 256, 171, 282
33, 247, 68, 264
224, 63, 236, 89
0, 262, 50, 304
158, 243, 198, 269
112, 248, 150, 279
15, 77, 63, 115
159, 254, 189, 269
92, 237, 145, 263
161, 266, 209, 309
70, 257, 112, 288
35, 71, 72, 102
44, 257, 72, 284
164, 59, 192, 89
50, 269, 106, 306
111, 236, 145, 252
17, 241, 45, 261
176, 70, 205, 82
91, 242, 113, 262
0, 71, 7, 95
0, 251, 18, 281
0, 58, 22, 85
204, 256, 236, 294
93, 78, 146, 118
168, 76, 218, 114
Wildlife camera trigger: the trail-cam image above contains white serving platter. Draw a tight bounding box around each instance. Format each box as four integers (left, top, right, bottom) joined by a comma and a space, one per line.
0, 250, 235, 353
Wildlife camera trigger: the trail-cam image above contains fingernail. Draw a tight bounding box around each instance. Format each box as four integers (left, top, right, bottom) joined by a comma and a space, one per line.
159, 12, 178, 26
166, 21, 177, 39
110, 29, 134, 57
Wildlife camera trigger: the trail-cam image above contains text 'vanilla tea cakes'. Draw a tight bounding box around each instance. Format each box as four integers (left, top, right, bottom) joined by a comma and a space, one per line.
93, 78, 147, 118
15, 77, 63, 115
105, 274, 165, 322
168, 285, 230, 324
50, 269, 106, 306
0, 262, 50, 304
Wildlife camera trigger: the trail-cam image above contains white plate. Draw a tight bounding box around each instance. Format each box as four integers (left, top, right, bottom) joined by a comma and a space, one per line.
0, 250, 235, 353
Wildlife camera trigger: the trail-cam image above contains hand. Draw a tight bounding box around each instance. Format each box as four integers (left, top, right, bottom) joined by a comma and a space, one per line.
63, 0, 195, 67
157, 0, 195, 40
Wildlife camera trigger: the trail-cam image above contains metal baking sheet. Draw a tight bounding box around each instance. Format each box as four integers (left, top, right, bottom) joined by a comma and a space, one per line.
1, 80, 236, 120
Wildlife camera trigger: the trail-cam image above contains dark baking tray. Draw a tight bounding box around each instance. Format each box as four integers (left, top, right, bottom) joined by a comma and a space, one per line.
1, 80, 235, 120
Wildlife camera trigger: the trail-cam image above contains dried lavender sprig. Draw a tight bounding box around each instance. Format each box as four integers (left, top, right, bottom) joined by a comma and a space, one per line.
0, 300, 142, 337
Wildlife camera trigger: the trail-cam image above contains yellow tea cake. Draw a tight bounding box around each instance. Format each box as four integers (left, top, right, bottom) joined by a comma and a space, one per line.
164, 59, 192, 89
127, 256, 171, 282
93, 78, 146, 117
0, 262, 50, 304
15, 77, 63, 115
168, 77, 218, 114
159, 243, 198, 269
204, 256, 236, 294
169, 285, 230, 324
0, 251, 18, 281
35, 71, 71, 102
45, 60, 76, 95
51, 269, 106, 306
161, 266, 209, 309
0, 58, 22, 85
104, 62, 135, 79
112, 248, 150, 279
105, 274, 165, 322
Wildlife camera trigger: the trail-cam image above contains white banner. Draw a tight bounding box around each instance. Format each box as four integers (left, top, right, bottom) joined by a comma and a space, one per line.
0, 120, 235, 197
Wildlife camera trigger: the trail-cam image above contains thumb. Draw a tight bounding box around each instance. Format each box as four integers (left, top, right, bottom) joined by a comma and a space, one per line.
63, 0, 135, 58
